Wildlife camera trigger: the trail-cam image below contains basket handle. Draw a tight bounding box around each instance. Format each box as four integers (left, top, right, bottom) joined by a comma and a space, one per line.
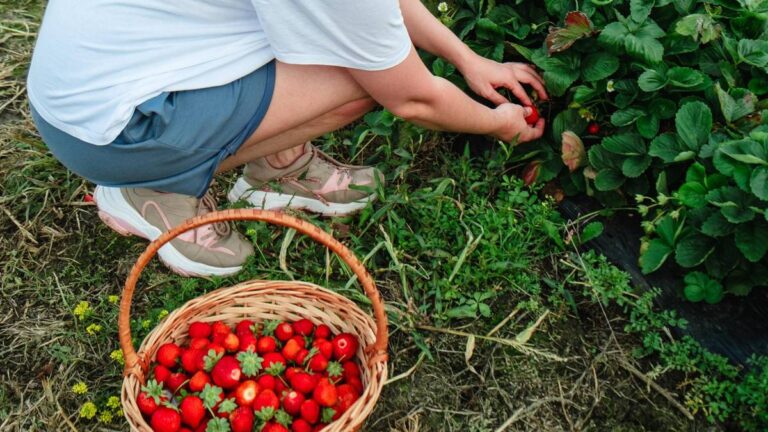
118, 209, 388, 381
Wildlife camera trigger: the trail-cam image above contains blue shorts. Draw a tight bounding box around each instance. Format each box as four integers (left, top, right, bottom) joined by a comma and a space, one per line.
30, 60, 276, 197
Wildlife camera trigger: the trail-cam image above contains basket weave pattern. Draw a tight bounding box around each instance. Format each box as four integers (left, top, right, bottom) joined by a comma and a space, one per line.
118, 209, 388, 431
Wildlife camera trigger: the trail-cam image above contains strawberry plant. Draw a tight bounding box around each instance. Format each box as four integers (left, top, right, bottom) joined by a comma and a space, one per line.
433, 0, 768, 301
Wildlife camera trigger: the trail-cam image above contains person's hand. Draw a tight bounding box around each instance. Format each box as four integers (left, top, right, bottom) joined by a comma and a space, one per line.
462, 55, 548, 106
493, 103, 545, 143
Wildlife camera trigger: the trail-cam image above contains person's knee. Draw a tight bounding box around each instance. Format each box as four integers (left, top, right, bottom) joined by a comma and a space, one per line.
332, 97, 377, 123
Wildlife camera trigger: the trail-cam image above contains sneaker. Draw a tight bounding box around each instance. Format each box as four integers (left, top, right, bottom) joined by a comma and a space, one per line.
94, 186, 253, 277
227, 142, 383, 216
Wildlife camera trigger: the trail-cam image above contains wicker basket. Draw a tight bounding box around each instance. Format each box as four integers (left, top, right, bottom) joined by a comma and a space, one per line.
118, 209, 388, 431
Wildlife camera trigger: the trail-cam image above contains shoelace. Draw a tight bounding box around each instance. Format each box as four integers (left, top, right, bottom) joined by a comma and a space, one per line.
197, 192, 230, 237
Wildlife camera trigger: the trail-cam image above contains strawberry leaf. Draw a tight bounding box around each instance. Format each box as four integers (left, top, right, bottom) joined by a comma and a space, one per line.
275, 409, 293, 426
206, 418, 231, 432
266, 362, 286, 377
200, 384, 223, 410
255, 407, 276, 422
141, 379, 164, 404
262, 320, 280, 336
327, 361, 343, 379
303, 347, 320, 366
321, 407, 336, 423
217, 398, 237, 414
203, 349, 224, 372
237, 351, 263, 377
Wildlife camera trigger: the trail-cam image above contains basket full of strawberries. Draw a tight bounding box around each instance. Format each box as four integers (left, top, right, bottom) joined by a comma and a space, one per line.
118, 209, 388, 431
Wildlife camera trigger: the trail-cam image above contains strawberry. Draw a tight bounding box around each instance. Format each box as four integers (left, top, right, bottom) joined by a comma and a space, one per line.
83, 193, 94, 203
346, 376, 364, 395
312, 378, 337, 407
137, 392, 158, 417
524, 105, 540, 125
334, 384, 360, 417
290, 335, 307, 349
282, 390, 305, 416
331, 334, 358, 361
307, 353, 329, 373
156, 343, 182, 368
326, 361, 344, 384
229, 406, 255, 432
288, 371, 316, 394
295, 349, 310, 366
262, 352, 287, 375
188, 322, 212, 339
274, 379, 286, 395
281, 338, 303, 362
211, 321, 231, 338
314, 325, 331, 340
181, 349, 205, 374
211, 355, 242, 389
189, 338, 209, 351
188, 371, 211, 393
285, 367, 303, 381
150, 406, 181, 432
235, 319, 255, 336
223, 333, 240, 352
258, 374, 276, 391
293, 319, 314, 336
180, 429, 192, 432
234, 380, 260, 407
254, 389, 280, 411
292, 419, 313, 432
194, 421, 209, 432
154, 365, 172, 384
313, 425, 327, 432
179, 395, 205, 428
257, 336, 278, 354
587, 122, 600, 135
312, 339, 333, 360
166, 372, 188, 393
239, 334, 258, 352
342, 361, 361, 382
263, 423, 289, 432
275, 322, 295, 342
208, 343, 225, 356
300, 399, 320, 424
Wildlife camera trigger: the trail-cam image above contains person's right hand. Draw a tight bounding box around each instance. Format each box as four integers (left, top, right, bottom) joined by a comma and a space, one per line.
493, 103, 545, 143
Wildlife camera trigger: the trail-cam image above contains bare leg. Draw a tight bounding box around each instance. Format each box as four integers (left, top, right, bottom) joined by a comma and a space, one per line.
217, 61, 376, 172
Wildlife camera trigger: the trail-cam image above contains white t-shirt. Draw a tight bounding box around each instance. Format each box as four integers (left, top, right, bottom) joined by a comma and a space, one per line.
27, 0, 412, 145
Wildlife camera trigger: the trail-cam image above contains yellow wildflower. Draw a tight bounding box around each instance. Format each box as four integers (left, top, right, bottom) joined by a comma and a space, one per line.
98, 411, 113, 423
73, 301, 91, 320
86, 324, 102, 335
106, 396, 120, 410
79, 402, 97, 419
108, 295, 119, 304
71, 382, 88, 395
141, 319, 152, 329
158, 310, 169, 320
110, 349, 124, 365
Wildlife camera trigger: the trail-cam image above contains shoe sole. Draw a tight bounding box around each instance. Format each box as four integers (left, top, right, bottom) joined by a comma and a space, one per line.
94, 186, 243, 277
227, 177, 375, 216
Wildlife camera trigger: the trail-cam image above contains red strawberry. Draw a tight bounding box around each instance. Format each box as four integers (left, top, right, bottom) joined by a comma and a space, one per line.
346, 377, 364, 395
275, 379, 287, 395
307, 354, 329, 373
179, 395, 205, 428
290, 335, 307, 348
253, 389, 280, 411
300, 399, 320, 424
285, 367, 303, 381
189, 338, 209, 351
281, 338, 303, 362
275, 322, 295, 342
292, 419, 313, 432
313, 378, 337, 407
282, 390, 305, 416
180, 429, 192, 432
334, 384, 360, 417
188, 322, 212, 339
293, 319, 314, 336
587, 122, 600, 135
257, 374, 276, 391
289, 372, 316, 394
262, 352, 287, 371
295, 349, 310, 366
257, 336, 277, 354
211, 321, 231, 337
166, 372, 188, 393
229, 406, 255, 432
194, 420, 209, 432
154, 365, 172, 384
234, 380, 260, 407
331, 334, 358, 361
312, 425, 326, 432
263, 423, 289, 432
83, 193, 94, 203
208, 343, 225, 356
137, 392, 158, 417
211, 356, 242, 389
235, 320, 255, 336
342, 361, 361, 382
188, 371, 211, 393
156, 343, 182, 368
312, 339, 333, 361
314, 325, 331, 340
239, 334, 258, 352
181, 349, 205, 374
223, 333, 240, 352
524, 105, 540, 125
150, 406, 181, 432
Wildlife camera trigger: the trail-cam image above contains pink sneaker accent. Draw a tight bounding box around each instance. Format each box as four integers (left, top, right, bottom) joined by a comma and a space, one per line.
313, 170, 354, 196
98, 210, 146, 238
142, 201, 236, 256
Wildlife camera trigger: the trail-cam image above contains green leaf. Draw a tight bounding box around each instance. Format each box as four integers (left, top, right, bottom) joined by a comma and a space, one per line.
532, 51, 582, 97
719, 138, 768, 165
655, 215, 682, 245
630, 0, 655, 22
602, 133, 646, 155
750, 166, 768, 200
654, 98, 678, 119
706, 186, 756, 223
625, 33, 665, 64
676, 102, 712, 151
546, 11, 597, 54
640, 239, 674, 274
675, 14, 722, 43
598, 21, 630, 49
649, 133, 693, 163
636, 114, 660, 139
735, 221, 768, 262
581, 221, 604, 243
675, 231, 715, 267
595, 169, 625, 190
667, 67, 705, 88
610, 108, 646, 127
638, 69, 668, 91
738, 39, 768, 67
552, 109, 588, 141
683, 272, 723, 303
701, 211, 733, 237
622, 155, 652, 177
581, 52, 620, 82
206, 418, 231, 432
715, 84, 756, 124
677, 182, 707, 208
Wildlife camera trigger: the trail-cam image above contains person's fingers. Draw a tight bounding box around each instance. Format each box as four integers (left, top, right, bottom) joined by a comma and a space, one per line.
484, 86, 510, 105
508, 80, 532, 106
515, 69, 549, 101
520, 118, 546, 142
514, 63, 545, 85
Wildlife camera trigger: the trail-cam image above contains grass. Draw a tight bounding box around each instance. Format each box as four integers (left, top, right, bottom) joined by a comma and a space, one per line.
0, 2, 721, 431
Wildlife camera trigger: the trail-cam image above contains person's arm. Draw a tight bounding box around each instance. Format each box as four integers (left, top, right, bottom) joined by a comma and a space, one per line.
349, 47, 544, 143
398, 0, 548, 106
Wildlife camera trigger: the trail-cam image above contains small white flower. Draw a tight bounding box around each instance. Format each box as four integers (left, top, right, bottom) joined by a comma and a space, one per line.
606, 80, 616, 93
438, 2, 448, 13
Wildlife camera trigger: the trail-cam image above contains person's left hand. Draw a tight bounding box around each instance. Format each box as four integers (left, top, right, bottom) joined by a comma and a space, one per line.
462, 55, 548, 107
